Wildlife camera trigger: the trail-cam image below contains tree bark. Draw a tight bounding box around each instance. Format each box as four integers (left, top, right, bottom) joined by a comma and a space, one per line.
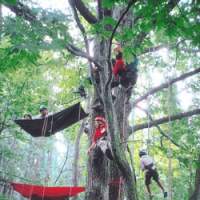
99, 39, 138, 200
189, 155, 200, 200
85, 2, 138, 199
73, 0, 98, 24
85, 40, 109, 200
4, 0, 37, 22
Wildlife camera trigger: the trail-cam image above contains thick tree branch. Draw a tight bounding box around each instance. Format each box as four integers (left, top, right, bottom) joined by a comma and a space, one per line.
141, 44, 166, 54
141, 41, 200, 55
167, 0, 181, 12
136, 105, 185, 148
73, 0, 98, 24
69, 0, 94, 67
69, 0, 88, 48
65, 43, 101, 69
4, 0, 36, 22
179, 47, 200, 53
130, 108, 200, 134
133, 67, 200, 106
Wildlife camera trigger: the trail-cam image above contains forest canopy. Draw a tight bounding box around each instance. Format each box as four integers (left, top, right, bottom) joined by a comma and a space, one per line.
0, 0, 200, 200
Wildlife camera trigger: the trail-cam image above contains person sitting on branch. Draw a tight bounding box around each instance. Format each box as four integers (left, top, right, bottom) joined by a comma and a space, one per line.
139, 150, 167, 199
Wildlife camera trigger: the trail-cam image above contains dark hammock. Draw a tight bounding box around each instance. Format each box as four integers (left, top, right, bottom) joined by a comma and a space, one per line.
11, 182, 85, 200
15, 103, 88, 137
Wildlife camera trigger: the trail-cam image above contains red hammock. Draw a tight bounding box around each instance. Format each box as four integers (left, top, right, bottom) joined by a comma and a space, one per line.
11, 183, 85, 200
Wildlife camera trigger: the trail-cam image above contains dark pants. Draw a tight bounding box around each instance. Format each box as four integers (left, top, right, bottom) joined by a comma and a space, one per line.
111, 70, 138, 89
145, 168, 159, 186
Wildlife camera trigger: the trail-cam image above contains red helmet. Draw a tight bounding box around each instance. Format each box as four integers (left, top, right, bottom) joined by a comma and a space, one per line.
95, 116, 106, 124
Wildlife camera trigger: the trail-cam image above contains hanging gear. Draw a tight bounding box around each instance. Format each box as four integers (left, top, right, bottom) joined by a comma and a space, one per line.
83, 122, 90, 134
74, 85, 87, 98
120, 57, 138, 88
96, 137, 113, 160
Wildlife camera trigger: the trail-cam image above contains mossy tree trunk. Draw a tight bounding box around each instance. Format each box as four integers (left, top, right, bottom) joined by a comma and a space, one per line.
189, 155, 200, 200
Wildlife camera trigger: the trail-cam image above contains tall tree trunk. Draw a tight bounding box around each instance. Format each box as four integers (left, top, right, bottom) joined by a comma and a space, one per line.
100, 39, 137, 199
107, 4, 138, 199
109, 87, 133, 200
189, 155, 200, 200
85, 40, 110, 200
86, 4, 138, 199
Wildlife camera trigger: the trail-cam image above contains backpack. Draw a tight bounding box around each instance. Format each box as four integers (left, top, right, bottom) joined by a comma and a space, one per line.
126, 57, 139, 73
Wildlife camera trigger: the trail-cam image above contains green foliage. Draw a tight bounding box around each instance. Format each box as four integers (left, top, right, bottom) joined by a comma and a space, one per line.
0, 0, 16, 4
0, 0, 200, 199
0, 44, 39, 73
102, 0, 129, 8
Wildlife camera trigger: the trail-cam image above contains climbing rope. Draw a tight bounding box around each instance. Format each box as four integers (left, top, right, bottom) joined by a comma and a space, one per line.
167, 76, 173, 200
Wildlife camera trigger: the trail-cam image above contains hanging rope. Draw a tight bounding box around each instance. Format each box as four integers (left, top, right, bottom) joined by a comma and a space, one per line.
122, 94, 126, 143
146, 66, 152, 154
54, 143, 70, 184
167, 79, 173, 200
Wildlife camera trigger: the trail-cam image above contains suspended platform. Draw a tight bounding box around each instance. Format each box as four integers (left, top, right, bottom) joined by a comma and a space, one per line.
15, 102, 88, 137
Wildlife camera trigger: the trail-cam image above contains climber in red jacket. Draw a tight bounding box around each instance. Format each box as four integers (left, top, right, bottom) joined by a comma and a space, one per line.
87, 116, 113, 160
112, 44, 126, 80
87, 116, 107, 153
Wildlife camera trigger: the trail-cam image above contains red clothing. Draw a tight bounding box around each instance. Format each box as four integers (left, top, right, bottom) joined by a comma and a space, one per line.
112, 58, 126, 78
92, 124, 107, 144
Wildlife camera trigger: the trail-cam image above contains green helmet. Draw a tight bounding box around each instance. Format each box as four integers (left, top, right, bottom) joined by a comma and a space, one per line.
39, 105, 47, 111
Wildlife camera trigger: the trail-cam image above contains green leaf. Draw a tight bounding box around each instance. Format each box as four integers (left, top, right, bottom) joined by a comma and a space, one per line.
102, 0, 115, 8
0, 0, 16, 5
